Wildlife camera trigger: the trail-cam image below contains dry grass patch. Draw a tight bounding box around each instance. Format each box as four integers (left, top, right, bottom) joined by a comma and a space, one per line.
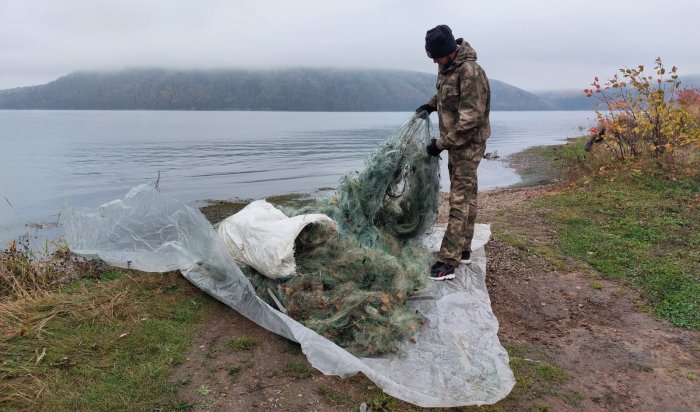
1, 257, 215, 411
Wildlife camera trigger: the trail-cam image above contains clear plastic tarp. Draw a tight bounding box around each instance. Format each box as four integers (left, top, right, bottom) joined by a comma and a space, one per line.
63, 184, 514, 407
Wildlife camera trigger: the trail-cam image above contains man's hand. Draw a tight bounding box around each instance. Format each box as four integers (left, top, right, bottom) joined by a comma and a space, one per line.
426, 139, 442, 157
415, 104, 434, 114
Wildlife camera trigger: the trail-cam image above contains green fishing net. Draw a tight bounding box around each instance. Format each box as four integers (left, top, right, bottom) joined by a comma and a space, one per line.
245, 114, 440, 356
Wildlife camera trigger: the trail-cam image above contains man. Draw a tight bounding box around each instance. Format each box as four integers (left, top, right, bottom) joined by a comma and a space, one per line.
416, 24, 491, 281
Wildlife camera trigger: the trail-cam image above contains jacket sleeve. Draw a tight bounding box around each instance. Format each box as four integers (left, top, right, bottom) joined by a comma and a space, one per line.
425, 94, 437, 111
437, 66, 487, 150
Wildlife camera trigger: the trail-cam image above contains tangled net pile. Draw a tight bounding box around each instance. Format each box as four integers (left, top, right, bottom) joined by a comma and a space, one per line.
245, 114, 440, 356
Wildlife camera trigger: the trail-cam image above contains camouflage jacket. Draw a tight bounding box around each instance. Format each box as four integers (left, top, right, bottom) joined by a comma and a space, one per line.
425, 39, 491, 151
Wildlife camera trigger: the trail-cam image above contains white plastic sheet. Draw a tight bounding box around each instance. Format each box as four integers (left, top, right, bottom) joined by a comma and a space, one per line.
217, 199, 336, 279
63, 184, 514, 407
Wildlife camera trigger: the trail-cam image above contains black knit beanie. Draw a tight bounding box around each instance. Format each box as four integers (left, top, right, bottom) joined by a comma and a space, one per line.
425, 25, 457, 58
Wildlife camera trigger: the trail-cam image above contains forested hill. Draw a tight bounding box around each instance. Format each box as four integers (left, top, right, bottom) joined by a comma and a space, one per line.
0, 68, 554, 111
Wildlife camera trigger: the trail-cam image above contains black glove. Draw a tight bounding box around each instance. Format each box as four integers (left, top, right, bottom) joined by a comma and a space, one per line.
415, 104, 434, 114
426, 139, 442, 157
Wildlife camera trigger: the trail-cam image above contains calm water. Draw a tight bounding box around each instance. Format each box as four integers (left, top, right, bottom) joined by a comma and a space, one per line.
0, 110, 595, 242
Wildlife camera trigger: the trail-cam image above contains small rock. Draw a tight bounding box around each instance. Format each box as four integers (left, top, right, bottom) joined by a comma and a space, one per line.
678, 334, 695, 345
360, 401, 368, 412
539, 303, 569, 321
587, 294, 607, 305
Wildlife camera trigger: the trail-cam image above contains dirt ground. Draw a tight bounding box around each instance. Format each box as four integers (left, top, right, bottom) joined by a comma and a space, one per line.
171, 186, 700, 411
479, 188, 700, 411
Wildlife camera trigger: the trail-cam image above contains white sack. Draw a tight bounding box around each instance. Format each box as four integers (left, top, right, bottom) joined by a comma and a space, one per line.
217, 200, 336, 279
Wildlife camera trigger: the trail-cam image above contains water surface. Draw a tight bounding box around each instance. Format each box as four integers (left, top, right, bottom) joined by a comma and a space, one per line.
0, 110, 595, 242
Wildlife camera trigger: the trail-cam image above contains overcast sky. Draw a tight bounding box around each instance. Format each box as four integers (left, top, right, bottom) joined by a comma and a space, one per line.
1, 0, 698, 91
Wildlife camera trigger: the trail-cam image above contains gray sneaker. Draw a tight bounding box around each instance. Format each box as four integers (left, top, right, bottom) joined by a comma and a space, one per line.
429, 261, 456, 281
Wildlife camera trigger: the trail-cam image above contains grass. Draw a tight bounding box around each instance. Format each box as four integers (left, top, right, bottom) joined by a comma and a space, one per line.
284, 360, 312, 379
227, 361, 249, 380
98, 271, 123, 281
535, 363, 567, 384
532, 171, 700, 328
507, 144, 569, 187
0, 270, 216, 411
225, 336, 257, 351
315, 384, 353, 406
507, 345, 566, 395
367, 392, 398, 412
196, 384, 211, 396
562, 390, 584, 407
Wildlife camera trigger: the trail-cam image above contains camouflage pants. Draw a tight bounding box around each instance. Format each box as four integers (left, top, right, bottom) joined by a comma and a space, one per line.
438, 142, 486, 266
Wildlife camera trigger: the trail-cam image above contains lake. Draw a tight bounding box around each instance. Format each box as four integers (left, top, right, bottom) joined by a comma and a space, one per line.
0, 110, 595, 243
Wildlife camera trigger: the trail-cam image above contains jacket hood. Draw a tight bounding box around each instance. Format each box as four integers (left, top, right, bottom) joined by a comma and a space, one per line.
455, 38, 477, 62
440, 38, 477, 74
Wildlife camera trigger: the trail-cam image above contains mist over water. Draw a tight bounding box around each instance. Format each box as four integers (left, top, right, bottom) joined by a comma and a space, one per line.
0, 110, 595, 243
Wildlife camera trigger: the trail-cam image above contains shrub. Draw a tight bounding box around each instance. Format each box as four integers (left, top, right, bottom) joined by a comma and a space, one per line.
583, 58, 700, 172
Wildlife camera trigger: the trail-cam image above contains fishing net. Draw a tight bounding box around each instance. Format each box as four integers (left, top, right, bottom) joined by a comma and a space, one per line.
331, 113, 440, 244
242, 113, 440, 355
